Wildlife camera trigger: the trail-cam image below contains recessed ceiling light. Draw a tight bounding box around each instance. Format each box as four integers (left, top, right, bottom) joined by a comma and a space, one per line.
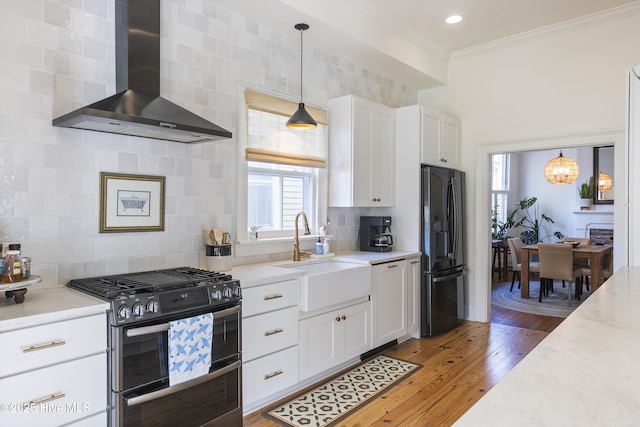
446, 15, 463, 24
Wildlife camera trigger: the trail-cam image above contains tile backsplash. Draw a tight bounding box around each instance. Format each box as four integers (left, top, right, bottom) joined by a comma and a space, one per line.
0, 0, 416, 285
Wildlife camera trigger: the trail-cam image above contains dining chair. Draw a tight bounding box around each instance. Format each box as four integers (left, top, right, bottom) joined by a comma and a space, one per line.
563, 237, 591, 295
537, 243, 583, 306
507, 237, 540, 292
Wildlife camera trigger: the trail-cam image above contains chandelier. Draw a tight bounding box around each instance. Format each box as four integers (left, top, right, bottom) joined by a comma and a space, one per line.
543, 151, 579, 184
598, 172, 613, 195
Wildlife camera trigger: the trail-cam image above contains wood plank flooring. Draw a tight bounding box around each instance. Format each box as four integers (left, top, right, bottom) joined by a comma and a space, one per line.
243, 272, 562, 426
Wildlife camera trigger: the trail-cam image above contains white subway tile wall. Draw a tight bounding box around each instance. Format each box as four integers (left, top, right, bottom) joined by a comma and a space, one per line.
0, 0, 415, 285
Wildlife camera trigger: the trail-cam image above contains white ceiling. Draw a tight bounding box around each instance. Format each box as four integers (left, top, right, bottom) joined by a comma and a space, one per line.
363, 0, 637, 52
214, 0, 638, 89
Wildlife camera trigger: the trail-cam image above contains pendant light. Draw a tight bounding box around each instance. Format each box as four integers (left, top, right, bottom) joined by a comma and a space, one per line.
543, 150, 579, 184
286, 23, 317, 129
598, 172, 613, 194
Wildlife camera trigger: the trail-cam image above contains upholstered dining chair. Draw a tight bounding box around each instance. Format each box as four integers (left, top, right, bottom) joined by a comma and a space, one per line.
563, 237, 591, 296
507, 237, 540, 292
537, 243, 583, 306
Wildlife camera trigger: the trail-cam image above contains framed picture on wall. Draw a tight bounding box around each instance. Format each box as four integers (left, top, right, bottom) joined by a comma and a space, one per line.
99, 172, 165, 233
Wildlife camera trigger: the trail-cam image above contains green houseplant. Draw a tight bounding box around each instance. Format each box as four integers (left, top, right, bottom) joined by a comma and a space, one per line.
506, 197, 564, 245
579, 176, 595, 199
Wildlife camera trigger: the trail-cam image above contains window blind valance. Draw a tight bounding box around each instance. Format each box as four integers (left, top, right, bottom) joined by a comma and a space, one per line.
244, 90, 327, 168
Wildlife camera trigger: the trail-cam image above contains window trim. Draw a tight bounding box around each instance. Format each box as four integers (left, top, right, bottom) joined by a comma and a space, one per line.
235, 86, 328, 257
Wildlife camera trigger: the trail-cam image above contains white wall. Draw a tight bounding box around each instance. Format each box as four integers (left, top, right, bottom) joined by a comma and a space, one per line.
0, 0, 416, 286
418, 9, 640, 321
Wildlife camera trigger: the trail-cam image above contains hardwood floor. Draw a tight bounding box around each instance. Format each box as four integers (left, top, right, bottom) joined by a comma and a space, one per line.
243, 273, 563, 426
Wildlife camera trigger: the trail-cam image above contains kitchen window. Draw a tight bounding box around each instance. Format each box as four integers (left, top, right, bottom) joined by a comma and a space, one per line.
241, 90, 328, 241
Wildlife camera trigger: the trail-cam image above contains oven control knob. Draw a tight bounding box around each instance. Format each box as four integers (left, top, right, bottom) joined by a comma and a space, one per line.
233, 285, 242, 298
222, 287, 232, 299
146, 301, 159, 313
117, 305, 131, 319
211, 289, 222, 301
132, 303, 145, 317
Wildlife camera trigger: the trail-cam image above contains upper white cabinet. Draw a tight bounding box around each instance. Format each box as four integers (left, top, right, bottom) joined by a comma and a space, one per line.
399, 105, 461, 169
328, 95, 395, 207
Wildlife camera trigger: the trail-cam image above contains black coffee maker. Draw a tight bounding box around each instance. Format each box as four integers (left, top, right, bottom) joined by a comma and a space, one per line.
359, 216, 394, 252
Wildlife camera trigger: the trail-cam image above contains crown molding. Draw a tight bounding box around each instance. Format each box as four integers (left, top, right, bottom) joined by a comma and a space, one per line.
451, 1, 640, 60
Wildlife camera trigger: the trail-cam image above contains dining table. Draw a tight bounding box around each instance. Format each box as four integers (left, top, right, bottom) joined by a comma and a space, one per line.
520, 243, 613, 298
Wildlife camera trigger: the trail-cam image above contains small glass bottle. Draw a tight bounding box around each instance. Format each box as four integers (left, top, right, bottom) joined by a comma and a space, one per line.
2, 244, 22, 283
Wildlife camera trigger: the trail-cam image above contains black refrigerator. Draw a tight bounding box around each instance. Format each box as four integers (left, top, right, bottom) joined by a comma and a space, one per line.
421, 165, 467, 337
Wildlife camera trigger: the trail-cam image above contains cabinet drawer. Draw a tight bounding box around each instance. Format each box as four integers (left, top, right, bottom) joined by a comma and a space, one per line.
0, 314, 106, 378
0, 352, 107, 427
243, 346, 299, 406
242, 306, 299, 362
242, 279, 299, 318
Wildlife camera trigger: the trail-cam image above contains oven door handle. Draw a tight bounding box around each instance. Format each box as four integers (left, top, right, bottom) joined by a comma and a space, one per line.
125, 305, 241, 338
125, 360, 242, 407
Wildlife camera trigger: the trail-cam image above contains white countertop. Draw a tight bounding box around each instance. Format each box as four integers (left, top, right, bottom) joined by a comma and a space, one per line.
231, 250, 419, 288
454, 265, 640, 426
0, 285, 109, 332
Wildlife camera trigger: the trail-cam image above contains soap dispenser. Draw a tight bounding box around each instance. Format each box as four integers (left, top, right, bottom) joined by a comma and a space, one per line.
322, 237, 330, 255
315, 238, 323, 255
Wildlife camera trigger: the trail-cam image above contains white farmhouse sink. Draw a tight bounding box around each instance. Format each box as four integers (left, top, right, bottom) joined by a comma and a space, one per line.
280, 261, 371, 312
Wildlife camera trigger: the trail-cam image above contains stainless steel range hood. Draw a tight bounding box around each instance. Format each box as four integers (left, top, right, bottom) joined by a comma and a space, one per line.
52, 0, 231, 143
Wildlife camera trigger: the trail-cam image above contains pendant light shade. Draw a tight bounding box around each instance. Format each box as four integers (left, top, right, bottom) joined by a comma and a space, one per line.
287, 23, 317, 129
598, 172, 613, 192
543, 151, 579, 184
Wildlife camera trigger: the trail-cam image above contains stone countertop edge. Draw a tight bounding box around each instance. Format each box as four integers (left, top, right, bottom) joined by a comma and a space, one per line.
453, 265, 640, 426
0, 286, 109, 332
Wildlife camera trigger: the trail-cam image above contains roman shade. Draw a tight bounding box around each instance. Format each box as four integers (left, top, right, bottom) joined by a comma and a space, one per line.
244, 90, 327, 168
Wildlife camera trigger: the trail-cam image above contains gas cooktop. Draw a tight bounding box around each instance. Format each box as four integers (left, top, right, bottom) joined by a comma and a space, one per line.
68, 267, 241, 326
67, 267, 232, 300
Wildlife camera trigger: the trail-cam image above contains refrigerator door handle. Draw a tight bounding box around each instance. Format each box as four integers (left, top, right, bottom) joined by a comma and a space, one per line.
432, 269, 467, 283
450, 176, 459, 259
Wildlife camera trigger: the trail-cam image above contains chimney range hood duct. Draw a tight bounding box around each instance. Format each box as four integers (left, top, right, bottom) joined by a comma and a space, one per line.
52, 0, 231, 143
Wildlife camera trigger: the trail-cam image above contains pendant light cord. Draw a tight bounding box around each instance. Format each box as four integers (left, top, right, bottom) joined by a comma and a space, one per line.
299, 27, 304, 103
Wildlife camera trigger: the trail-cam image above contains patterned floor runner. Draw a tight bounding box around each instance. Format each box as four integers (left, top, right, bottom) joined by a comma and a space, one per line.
263, 354, 421, 427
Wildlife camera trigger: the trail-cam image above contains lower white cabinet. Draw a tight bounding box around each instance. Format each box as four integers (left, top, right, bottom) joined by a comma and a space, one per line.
243, 346, 299, 405
371, 260, 408, 348
299, 300, 370, 380
0, 353, 106, 427
407, 256, 421, 335
242, 279, 300, 407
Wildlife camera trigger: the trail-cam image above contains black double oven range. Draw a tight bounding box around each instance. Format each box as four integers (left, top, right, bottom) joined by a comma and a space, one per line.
68, 267, 242, 427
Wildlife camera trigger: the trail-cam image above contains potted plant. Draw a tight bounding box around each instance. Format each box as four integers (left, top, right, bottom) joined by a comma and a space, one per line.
248, 225, 262, 240
506, 197, 564, 245
491, 208, 513, 241
578, 176, 594, 209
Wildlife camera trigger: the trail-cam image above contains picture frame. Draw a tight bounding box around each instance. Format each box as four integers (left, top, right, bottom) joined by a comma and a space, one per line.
100, 172, 165, 233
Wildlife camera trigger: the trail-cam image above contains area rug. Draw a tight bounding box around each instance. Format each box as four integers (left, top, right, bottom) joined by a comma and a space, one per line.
263, 355, 421, 427
491, 280, 591, 318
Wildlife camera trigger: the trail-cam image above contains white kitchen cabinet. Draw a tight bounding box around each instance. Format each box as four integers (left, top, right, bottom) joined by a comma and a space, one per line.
371, 260, 408, 348
406, 256, 421, 335
400, 104, 461, 169
242, 278, 300, 407
299, 300, 370, 380
328, 94, 395, 207
0, 313, 107, 427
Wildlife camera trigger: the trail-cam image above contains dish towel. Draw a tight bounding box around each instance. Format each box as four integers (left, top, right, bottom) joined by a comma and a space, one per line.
168, 313, 213, 386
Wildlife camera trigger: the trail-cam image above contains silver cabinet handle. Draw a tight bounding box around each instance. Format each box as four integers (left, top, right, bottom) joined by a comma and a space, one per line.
264, 294, 283, 301
410, 260, 420, 265
264, 328, 284, 336
28, 392, 66, 406
264, 370, 283, 380
387, 264, 399, 269
22, 340, 66, 353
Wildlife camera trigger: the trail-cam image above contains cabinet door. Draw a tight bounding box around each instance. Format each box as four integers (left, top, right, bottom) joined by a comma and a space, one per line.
441, 114, 461, 168
372, 105, 395, 206
299, 309, 339, 380
340, 301, 371, 360
406, 256, 421, 334
371, 260, 408, 348
420, 107, 443, 166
